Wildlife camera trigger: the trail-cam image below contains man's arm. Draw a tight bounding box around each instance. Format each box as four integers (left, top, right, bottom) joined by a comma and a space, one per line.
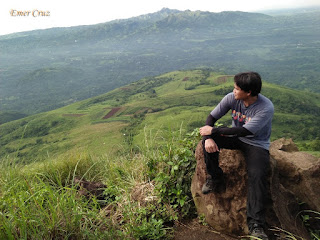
205, 114, 216, 127
200, 125, 252, 137
200, 125, 252, 153
211, 126, 252, 137
202, 114, 217, 141
200, 93, 234, 152
201, 114, 253, 137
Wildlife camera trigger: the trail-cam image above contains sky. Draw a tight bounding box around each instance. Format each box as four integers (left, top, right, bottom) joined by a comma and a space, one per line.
1, 0, 319, 36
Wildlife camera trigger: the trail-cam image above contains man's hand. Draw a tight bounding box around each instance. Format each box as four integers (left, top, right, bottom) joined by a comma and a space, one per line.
199, 125, 213, 136
204, 138, 219, 153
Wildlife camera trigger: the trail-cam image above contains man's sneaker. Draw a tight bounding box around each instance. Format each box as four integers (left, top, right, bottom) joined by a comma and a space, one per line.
250, 224, 269, 240
202, 177, 214, 194
202, 176, 226, 194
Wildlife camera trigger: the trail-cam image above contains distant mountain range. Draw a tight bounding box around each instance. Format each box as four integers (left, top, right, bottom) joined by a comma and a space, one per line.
0, 8, 319, 117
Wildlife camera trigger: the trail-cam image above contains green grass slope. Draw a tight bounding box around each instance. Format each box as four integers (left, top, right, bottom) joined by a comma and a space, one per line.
1, 69, 319, 239
0, 111, 27, 124
1, 69, 319, 162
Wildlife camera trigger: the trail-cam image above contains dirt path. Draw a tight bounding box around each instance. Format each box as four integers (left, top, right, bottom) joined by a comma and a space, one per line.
174, 219, 239, 240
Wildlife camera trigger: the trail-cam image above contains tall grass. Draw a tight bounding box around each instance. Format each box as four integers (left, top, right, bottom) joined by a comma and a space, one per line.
1, 126, 318, 239
0, 126, 200, 239
0, 153, 116, 239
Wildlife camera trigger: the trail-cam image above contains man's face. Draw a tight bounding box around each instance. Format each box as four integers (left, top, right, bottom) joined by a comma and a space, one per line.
233, 83, 250, 100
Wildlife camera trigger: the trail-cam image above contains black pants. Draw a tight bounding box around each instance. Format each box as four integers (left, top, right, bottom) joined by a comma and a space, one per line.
202, 135, 270, 229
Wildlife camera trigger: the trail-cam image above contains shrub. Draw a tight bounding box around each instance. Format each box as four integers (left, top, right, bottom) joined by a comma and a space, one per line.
154, 128, 200, 219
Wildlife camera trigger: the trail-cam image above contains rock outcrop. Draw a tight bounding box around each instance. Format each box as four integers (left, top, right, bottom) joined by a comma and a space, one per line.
191, 146, 249, 235
270, 138, 320, 212
191, 139, 319, 239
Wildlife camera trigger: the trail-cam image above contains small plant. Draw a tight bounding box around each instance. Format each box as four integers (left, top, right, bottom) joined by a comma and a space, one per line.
299, 210, 320, 240
198, 214, 208, 226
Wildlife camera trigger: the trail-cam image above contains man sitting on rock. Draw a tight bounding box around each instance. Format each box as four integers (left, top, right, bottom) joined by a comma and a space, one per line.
199, 71, 274, 240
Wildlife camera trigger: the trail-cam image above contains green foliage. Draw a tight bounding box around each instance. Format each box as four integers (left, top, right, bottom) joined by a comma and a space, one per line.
298, 139, 320, 152
0, 111, 27, 124
122, 203, 170, 240
0, 126, 200, 239
121, 112, 147, 152
198, 214, 208, 226
299, 210, 320, 240
0, 166, 111, 239
213, 86, 234, 95
0, 113, 77, 162
0, 122, 318, 239
1, 69, 320, 161
154, 128, 201, 219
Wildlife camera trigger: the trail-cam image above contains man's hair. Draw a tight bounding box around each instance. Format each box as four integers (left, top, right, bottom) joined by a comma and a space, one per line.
234, 72, 262, 96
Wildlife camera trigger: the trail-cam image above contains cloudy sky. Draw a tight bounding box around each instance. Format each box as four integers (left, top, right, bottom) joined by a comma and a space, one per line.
1, 0, 319, 35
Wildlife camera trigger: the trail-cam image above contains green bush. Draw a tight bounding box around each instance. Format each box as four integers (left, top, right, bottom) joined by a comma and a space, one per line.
154, 128, 200, 219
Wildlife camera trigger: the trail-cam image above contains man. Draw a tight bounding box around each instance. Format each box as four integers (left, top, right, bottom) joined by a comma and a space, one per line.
199, 72, 274, 240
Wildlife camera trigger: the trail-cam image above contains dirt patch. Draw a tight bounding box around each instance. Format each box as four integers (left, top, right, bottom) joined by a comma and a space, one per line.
216, 76, 228, 84
174, 219, 239, 240
216, 75, 234, 84
62, 114, 86, 117
74, 177, 107, 202
102, 107, 121, 119
131, 181, 158, 206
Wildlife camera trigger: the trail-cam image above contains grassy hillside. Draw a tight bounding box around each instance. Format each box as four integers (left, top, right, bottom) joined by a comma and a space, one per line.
1, 70, 319, 239
1, 69, 319, 162
0, 111, 27, 124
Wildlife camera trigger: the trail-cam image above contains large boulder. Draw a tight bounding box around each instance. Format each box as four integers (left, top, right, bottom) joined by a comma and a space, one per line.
191, 145, 249, 235
270, 138, 320, 212
191, 140, 315, 239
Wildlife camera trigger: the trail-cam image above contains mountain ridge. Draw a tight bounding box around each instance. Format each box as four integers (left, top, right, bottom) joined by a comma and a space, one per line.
0, 8, 269, 39
1, 8, 319, 116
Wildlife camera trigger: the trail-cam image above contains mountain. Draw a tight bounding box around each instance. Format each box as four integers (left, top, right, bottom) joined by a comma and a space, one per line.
1, 69, 319, 162
0, 8, 319, 116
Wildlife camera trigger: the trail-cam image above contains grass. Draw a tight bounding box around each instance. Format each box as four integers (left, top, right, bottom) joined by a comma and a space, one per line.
1, 122, 319, 239
0, 70, 320, 238
2, 70, 320, 161
0, 125, 200, 239
0, 156, 103, 239
0, 153, 150, 239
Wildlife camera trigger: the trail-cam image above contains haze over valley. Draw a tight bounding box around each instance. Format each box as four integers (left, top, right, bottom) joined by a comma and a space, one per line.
0, 7, 319, 118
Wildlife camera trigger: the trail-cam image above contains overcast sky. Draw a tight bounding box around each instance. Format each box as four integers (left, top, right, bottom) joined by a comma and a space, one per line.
1, 0, 319, 36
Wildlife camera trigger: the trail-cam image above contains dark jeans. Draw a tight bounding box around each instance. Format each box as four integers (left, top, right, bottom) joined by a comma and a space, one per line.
202, 135, 270, 229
